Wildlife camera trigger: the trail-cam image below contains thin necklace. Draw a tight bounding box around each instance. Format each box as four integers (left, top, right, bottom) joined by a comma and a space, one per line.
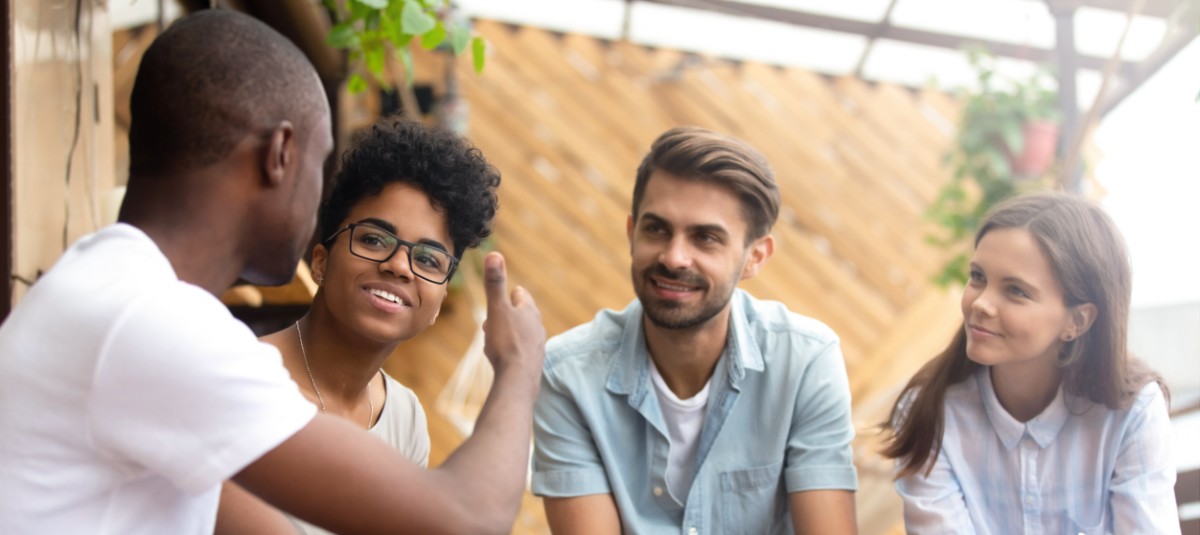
295, 321, 376, 428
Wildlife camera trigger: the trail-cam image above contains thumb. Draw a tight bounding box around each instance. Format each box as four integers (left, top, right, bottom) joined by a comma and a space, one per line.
483, 251, 510, 310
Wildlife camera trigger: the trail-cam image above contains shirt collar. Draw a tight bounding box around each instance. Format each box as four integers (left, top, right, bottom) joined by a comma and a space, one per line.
605, 300, 652, 404
977, 366, 1070, 449
725, 290, 764, 384
606, 290, 765, 401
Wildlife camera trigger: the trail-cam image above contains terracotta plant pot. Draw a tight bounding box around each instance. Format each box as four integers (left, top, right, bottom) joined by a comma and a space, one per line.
1007, 119, 1059, 178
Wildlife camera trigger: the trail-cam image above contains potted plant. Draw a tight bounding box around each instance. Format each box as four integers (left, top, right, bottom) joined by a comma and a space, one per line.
928, 49, 1060, 286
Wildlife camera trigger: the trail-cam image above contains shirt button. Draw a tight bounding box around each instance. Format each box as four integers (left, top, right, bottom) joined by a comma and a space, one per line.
653, 486, 663, 497
1025, 495, 1034, 505
688, 528, 698, 535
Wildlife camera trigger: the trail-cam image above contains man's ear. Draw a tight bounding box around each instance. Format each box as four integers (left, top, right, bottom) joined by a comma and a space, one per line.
263, 120, 296, 188
626, 214, 635, 250
740, 234, 775, 281
1062, 302, 1098, 341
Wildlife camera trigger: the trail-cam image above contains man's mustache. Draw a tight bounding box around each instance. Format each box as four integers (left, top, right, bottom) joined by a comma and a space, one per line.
644, 263, 707, 289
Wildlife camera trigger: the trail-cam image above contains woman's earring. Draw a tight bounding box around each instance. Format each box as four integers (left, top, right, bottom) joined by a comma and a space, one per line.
317, 276, 324, 286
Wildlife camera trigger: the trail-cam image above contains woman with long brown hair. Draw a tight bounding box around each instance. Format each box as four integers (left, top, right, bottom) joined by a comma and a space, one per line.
881, 192, 1178, 534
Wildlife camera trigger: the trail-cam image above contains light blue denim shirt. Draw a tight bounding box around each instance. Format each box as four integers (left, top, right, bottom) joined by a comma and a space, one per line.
896, 366, 1178, 535
532, 290, 858, 535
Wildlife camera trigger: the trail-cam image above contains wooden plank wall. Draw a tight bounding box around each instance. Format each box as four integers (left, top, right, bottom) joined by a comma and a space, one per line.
384, 20, 967, 534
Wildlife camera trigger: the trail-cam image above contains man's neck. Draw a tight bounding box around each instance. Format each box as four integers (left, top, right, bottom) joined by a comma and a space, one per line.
642, 306, 731, 399
135, 222, 243, 296
119, 171, 247, 295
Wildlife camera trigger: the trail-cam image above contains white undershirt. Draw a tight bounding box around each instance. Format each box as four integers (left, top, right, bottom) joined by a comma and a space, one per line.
650, 361, 711, 502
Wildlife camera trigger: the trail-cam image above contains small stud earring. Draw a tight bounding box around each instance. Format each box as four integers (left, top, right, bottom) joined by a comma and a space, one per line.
317, 276, 324, 285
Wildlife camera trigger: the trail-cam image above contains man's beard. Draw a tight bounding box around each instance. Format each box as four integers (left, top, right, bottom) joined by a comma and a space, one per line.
635, 263, 734, 331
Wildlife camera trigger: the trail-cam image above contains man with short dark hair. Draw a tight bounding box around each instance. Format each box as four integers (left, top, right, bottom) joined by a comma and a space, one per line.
0, 10, 544, 534
532, 127, 858, 534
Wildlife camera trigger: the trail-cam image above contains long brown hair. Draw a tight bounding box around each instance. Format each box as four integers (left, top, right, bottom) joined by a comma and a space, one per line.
881, 192, 1167, 478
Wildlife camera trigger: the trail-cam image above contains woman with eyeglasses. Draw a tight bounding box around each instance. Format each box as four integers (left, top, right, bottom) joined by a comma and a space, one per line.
216, 117, 501, 535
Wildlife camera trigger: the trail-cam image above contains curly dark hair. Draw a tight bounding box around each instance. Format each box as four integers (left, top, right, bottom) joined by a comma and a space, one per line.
318, 117, 500, 259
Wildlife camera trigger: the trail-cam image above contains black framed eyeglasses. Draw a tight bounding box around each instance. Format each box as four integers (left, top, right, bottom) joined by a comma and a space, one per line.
324, 223, 458, 284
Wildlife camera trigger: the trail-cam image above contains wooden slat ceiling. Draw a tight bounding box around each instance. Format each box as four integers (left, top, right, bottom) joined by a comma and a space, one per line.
456, 0, 1197, 116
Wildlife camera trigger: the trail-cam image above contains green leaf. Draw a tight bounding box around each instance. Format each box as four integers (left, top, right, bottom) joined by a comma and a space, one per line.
365, 44, 386, 77
325, 22, 359, 49
364, 11, 381, 31
358, 0, 387, 8
379, 9, 400, 42
401, 1, 437, 35
472, 36, 486, 73
396, 47, 415, 87
349, 0, 372, 21
999, 122, 1023, 155
449, 25, 470, 55
347, 73, 367, 93
421, 23, 446, 50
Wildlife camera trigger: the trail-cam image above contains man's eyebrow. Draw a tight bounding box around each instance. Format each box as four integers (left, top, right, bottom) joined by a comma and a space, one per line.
688, 223, 728, 237
640, 213, 670, 227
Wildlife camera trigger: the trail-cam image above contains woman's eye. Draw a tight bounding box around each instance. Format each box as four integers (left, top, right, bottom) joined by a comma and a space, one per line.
357, 232, 392, 249
968, 269, 985, 284
414, 251, 442, 269
1008, 285, 1030, 298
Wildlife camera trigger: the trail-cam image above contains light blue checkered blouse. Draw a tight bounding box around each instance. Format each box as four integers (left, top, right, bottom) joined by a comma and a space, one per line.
896, 366, 1179, 535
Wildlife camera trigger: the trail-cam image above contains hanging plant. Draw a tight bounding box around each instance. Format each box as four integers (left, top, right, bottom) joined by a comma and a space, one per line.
322, 0, 486, 93
928, 49, 1060, 287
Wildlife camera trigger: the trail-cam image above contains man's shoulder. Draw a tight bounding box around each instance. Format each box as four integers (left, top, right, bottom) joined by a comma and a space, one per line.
0, 225, 203, 346
544, 301, 638, 374
36, 225, 178, 300
738, 291, 839, 348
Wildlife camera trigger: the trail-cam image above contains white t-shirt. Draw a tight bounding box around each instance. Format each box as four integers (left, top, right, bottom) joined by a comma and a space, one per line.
288, 372, 429, 535
649, 361, 711, 502
369, 373, 430, 467
0, 224, 316, 535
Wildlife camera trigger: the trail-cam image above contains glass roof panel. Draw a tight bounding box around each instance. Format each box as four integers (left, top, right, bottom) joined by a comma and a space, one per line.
861, 39, 978, 89
1074, 7, 1169, 61
111, 0, 184, 31
890, 0, 1055, 49
728, 0, 893, 22
628, 2, 867, 74
450, 0, 1181, 113
457, 0, 626, 39
1075, 68, 1106, 110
